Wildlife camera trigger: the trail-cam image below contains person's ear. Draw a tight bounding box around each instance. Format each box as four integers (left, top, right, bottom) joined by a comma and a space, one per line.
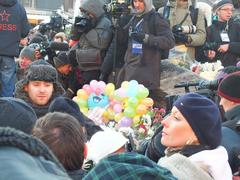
24, 84, 28, 92
83, 143, 88, 159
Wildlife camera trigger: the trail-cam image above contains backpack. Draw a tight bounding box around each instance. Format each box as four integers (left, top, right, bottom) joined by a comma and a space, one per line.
148, 12, 170, 59
162, 5, 208, 62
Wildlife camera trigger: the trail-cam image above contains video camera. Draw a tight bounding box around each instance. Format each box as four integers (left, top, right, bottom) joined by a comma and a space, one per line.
74, 15, 92, 34
165, 79, 220, 113
174, 79, 219, 91
39, 12, 63, 35
103, 0, 131, 16
28, 42, 69, 57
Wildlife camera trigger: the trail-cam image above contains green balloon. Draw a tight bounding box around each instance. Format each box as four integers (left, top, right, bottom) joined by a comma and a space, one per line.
128, 97, 139, 107
124, 107, 136, 118
136, 87, 149, 99
78, 99, 88, 108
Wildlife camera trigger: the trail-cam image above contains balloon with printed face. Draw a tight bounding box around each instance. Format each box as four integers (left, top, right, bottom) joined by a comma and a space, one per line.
88, 93, 109, 109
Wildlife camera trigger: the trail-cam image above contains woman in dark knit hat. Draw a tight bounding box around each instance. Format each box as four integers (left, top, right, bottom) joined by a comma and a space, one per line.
158, 93, 232, 179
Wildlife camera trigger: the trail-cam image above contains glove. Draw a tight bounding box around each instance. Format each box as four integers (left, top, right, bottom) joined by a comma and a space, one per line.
174, 33, 189, 44
130, 32, 148, 43
172, 24, 183, 33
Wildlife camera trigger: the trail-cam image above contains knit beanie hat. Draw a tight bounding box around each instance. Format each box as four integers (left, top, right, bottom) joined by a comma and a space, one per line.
173, 93, 222, 149
25, 63, 57, 83
84, 153, 176, 180
20, 46, 35, 61
48, 96, 86, 126
0, 97, 37, 134
87, 128, 128, 164
53, 51, 70, 68
212, 0, 233, 12
218, 72, 240, 103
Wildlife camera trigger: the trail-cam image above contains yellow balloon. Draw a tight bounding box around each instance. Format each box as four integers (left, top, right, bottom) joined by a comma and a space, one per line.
121, 81, 129, 89
72, 96, 80, 103
107, 108, 115, 120
105, 83, 115, 96
136, 104, 147, 115
80, 107, 88, 115
114, 113, 123, 122
133, 115, 141, 126
141, 98, 154, 107
77, 89, 89, 100
103, 110, 109, 119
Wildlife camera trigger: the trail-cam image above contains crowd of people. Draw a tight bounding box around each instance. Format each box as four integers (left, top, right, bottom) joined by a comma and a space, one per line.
0, 0, 240, 179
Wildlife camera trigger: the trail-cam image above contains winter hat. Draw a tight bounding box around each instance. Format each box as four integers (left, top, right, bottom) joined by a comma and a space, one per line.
173, 93, 222, 149
87, 128, 128, 163
0, 97, 37, 134
212, 0, 233, 12
84, 153, 176, 180
218, 72, 240, 103
20, 46, 35, 61
80, 0, 104, 18
48, 96, 86, 126
54, 32, 66, 41
25, 63, 57, 83
53, 51, 70, 68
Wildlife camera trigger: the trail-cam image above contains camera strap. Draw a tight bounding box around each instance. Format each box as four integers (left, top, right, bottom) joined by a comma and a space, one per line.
179, 12, 190, 26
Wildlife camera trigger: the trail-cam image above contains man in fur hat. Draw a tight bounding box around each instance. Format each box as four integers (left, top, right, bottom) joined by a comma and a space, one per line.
15, 61, 65, 118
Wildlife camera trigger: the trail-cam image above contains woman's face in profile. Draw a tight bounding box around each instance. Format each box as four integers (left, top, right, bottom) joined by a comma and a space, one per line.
161, 106, 198, 148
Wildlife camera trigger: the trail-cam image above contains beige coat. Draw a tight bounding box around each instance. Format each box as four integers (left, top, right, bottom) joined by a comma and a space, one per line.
158, 0, 206, 61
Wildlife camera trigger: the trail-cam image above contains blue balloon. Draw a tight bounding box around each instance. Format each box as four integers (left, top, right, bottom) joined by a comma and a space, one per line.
88, 93, 109, 109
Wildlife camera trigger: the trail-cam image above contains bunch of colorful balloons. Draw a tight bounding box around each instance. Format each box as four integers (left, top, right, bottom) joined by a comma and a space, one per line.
73, 80, 154, 128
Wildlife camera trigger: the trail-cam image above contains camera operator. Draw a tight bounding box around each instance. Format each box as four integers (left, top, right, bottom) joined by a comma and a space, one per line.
158, 0, 206, 61
204, 0, 240, 67
69, 0, 113, 86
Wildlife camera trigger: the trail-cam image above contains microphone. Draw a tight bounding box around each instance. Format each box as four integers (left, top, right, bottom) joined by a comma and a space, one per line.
49, 42, 69, 51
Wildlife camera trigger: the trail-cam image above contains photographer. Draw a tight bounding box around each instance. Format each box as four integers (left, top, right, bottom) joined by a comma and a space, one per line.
158, 0, 206, 62
69, 0, 113, 86
205, 0, 240, 67
116, 0, 175, 108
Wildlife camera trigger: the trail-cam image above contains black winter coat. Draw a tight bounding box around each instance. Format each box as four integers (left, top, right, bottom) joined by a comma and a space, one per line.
206, 19, 240, 67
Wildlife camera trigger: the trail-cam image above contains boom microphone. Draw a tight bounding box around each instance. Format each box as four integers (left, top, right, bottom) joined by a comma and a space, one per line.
49, 42, 69, 51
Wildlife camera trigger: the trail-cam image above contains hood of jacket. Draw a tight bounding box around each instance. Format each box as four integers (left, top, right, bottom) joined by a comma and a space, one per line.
0, 0, 17, 6
188, 146, 232, 180
167, 0, 194, 9
131, 0, 154, 15
79, 0, 104, 19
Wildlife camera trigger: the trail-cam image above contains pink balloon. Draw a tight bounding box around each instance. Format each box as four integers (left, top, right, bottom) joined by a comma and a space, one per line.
90, 80, 98, 92
98, 81, 106, 92
113, 104, 122, 113
82, 84, 92, 95
118, 88, 126, 98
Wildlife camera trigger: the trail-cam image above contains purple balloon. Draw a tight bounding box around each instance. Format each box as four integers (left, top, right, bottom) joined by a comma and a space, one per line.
119, 117, 133, 127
